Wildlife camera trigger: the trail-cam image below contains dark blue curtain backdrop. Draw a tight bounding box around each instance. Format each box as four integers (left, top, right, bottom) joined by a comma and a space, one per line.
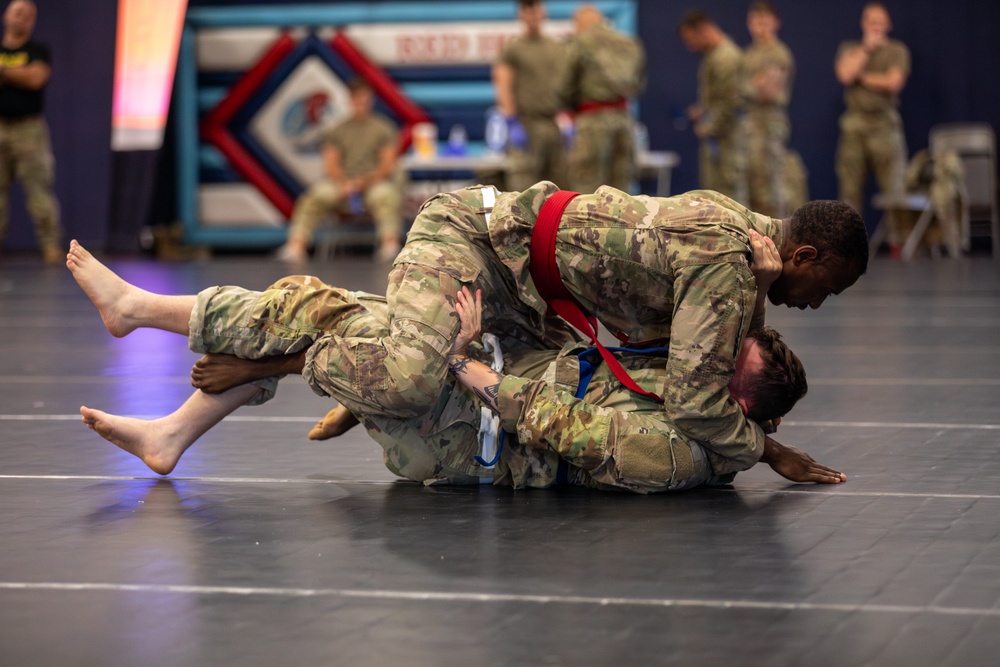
5, 0, 998, 250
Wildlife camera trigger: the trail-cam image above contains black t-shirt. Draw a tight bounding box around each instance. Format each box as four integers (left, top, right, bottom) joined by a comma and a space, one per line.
0, 40, 51, 118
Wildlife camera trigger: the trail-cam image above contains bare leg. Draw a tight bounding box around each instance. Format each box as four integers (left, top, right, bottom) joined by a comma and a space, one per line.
191, 351, 306, 394
308, 404, 360, 440
80, 383, 259, 475
66, 239, 196, 337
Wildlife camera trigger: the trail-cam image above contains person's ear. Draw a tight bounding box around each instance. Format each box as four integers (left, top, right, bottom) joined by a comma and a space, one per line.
792, 245, 818, 266
735, 396, 750, 415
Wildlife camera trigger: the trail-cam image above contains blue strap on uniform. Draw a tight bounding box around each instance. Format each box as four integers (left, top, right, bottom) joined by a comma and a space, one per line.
475, 346, 669, 469
575, 345, 671, 397
474, 430, 505, 467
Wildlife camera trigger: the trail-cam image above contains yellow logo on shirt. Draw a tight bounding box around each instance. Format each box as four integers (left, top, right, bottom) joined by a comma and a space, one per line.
0, 52, 30, 67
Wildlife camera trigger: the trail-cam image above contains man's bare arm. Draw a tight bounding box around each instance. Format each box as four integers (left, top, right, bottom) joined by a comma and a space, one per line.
760, 435, 846, 484
491, 62, 517, 117
0, 61, 51, 90
322, 143, 350, 189
858, 67, 907, 95
447, 287, 503, 412
835, 46, 868, 86
360, 143, 398, 189
447, 353, 504, 412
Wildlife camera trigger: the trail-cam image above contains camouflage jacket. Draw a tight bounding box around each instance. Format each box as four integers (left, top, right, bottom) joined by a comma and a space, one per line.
837, 38, 910, 113
364, 339, 736, 493
495, 343, 737, 492
559, 22, 646, 106
699, 36, 745, 139
500, 34, 567, 118
743, 39, 794, 109
489, 182, 782, 474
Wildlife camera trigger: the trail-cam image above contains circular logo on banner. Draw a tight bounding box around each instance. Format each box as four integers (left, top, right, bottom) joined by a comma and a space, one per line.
281, 91, 336, 154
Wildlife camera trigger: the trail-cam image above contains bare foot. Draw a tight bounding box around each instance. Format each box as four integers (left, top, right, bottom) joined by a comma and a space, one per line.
80, 406, 187, 475
191, 354, 274, 393
66, 240, 143, 338
308, 404, 360, 440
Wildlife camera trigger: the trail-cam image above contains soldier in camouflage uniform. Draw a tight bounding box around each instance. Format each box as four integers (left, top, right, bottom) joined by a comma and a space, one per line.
743, 2, 795, 218
835, 2, 910, 254
275, 78, 403, 263
679, 11, 747, 204
0, 0, 61, 264
68, 170, 865, 482
68, 243, 841, 490
492, 0, 567, 191
559, 5, 645, 194
225, 182, 863, 478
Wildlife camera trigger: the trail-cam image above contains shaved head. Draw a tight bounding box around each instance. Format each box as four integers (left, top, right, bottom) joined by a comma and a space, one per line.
574, 5, 604, 32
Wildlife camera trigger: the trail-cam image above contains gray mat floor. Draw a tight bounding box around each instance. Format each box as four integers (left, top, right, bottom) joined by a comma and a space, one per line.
1, 252, 999, 666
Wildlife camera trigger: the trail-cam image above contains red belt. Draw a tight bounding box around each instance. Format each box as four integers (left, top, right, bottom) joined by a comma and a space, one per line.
576, 99, 627, 114
529, 191, 663, 403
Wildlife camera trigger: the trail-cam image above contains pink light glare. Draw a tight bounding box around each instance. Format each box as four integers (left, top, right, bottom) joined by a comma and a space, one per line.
111, 0, 188, 150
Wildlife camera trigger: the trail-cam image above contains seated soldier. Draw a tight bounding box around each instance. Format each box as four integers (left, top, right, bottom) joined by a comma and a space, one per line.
66, 242, 844, 491
275, 78, 404, 263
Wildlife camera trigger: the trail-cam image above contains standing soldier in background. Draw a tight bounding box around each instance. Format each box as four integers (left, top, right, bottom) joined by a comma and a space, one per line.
743, 2, 795, 217
834, 2, 910, 256
679, 10, 747, 204
492, 0, 566, 191
0, 0, 60, 264
276, 78, 403, 264
559, 5, 645, 194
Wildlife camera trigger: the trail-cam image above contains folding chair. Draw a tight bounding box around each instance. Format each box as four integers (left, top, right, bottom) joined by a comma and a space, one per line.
929, 123, 999, 257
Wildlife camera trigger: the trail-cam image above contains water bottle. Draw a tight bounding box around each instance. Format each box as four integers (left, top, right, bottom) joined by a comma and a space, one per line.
556, 112, 575, 149
506, 116, 528, 150
446, 124, 468, 156
349, 191, 364, 215
484, 107, 508, 154
633, 121, 649, 154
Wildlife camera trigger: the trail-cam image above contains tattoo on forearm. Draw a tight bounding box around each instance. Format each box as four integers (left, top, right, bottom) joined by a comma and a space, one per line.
484, 377, 501, 400
472, 372, 503, 411
448, 355, 472, 375
474, 384, 500, 411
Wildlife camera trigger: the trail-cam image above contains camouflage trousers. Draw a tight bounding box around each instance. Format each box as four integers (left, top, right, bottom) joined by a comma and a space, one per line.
699, 127, 747, 205
744, 106, 790, 218
783, 150, 809, 213
0, 115, 61, 249
566, 109, 633, 193
286, 177, 403, 244
505, 116, 566, 192
188, 274, 494, 482
190, 276, 384, 407
836, 109, 908, 242
186, 269, 569, 487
